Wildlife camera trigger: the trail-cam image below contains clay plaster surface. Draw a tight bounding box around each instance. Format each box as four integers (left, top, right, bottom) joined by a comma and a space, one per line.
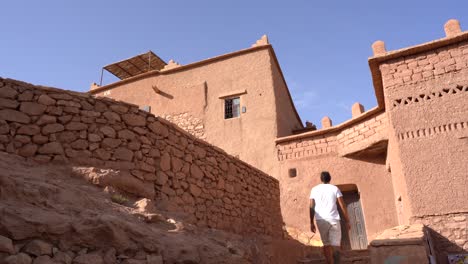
93, 47, 302, 177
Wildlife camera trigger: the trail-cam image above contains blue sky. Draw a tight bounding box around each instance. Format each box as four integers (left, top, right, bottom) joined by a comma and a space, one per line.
1, 1, 466, 125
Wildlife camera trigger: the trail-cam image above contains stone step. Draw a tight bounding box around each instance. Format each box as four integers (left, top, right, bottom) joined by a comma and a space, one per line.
297, 249, 370, 264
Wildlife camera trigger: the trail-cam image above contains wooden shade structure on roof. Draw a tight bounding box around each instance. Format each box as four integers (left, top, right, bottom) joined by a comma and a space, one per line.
103, 51, 166, 80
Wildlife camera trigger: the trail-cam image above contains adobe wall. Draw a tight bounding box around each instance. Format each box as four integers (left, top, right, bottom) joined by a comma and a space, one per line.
277, 111, 389, 160
369, 224, 429, 264
276, 111, 398, 245
0, 77, 283, 237
336, 111, 388, 157
269, 49, 304, 137
378, 34, 468, 256
98, 79, 208, 140
92, 47, 293, 177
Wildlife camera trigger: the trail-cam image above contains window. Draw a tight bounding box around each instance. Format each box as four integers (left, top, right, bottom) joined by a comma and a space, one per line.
224, 97, 240, 119
140, 105, 151, 113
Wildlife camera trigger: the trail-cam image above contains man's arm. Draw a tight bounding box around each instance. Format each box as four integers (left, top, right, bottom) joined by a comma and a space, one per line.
309, 199, 316, 233
337, 197, 351, 230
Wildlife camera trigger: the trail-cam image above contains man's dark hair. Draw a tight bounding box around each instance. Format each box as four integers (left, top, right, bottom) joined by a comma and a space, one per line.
320, 171, 331, 183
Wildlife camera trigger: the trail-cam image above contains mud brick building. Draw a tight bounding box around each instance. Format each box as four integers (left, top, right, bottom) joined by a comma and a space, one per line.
89, 19, 468, 262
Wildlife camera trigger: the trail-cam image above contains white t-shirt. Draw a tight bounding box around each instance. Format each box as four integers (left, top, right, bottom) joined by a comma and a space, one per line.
310, 184, 343, 223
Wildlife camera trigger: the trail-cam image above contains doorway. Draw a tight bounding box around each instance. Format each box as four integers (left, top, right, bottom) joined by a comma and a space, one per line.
337, 185, 368, 250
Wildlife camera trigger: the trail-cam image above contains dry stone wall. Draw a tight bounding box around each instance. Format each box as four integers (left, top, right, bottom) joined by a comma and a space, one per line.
0, 77, 283, 237
161, 112, 205, 139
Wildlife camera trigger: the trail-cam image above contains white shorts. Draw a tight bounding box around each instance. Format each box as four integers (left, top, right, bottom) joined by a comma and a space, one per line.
316, 220, 341, 247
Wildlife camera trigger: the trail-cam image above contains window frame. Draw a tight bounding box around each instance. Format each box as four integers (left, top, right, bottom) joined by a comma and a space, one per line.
224, 96, 241, 119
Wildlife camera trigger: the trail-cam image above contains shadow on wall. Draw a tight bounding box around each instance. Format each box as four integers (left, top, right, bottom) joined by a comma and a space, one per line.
343, 143, 388, 165
425, 227, 468, 264
369, 224, 468, 264
68, 159, 323, 264
78, 164, 324, 264
70, 163, 323, 264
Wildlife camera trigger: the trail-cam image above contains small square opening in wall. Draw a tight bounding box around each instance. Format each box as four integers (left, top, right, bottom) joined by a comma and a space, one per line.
288, 168, 297, 178
225, 97, 240, 119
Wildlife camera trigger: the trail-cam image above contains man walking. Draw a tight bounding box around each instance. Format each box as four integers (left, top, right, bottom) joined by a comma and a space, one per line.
309, 171, 350, 264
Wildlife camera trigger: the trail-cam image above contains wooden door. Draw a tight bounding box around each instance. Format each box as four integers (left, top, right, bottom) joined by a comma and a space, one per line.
338, 191, 368, 250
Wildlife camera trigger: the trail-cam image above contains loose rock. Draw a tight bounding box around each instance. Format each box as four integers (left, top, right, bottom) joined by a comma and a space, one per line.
3, 253, 32, 264
22, 239, 53, 257
0, 235, 14, 254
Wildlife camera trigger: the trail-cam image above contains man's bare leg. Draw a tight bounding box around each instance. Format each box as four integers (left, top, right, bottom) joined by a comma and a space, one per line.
323, 245, 333, 264
332, 246, 341, 264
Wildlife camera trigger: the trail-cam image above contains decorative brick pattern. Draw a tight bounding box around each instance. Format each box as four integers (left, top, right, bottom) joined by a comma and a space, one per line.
277, 136, 337, 161
337, 113, 388, 150
398, 121, 468, 140
380, 42, 468, 88
391, 85, 468, 109
0, 77, 283, 237
277, 112, 388, 160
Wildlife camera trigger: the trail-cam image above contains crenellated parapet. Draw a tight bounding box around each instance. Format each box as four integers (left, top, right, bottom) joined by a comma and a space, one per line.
444, 19, 462, 37
321, 116, 332, 128
161, 59, 182, 71
277, 103, 388, 161
351, 102, 365, 117
366, 19, 468, 260
251, 35, 269, 47
372, 40, 386, 56
369, 19, 468, 108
